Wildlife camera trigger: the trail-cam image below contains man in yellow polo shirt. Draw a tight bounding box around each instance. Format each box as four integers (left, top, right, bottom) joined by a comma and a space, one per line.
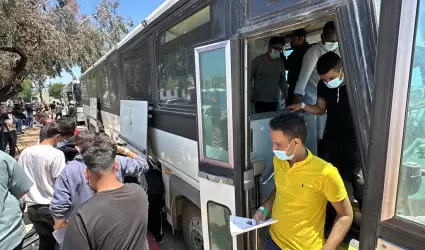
253, 113, 353, 250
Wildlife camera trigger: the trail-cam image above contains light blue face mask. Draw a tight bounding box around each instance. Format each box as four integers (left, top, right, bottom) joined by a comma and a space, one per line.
273, 140, 297, 161
324, 75, 344, 89
56, 139, 68, 148
269, 49, 281, 60
324, 42, 339, 51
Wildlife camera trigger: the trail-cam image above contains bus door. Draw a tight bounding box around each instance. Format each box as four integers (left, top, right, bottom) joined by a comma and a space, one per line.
361, 0, 425, 249
194, 38, 247, 250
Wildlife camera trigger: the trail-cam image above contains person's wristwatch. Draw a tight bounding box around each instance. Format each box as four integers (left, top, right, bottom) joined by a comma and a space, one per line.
123, 148, 130, 156
300, 102, 305, 110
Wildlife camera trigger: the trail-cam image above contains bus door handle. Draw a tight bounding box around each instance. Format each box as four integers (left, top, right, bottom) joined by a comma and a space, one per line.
129, 105, 133, 125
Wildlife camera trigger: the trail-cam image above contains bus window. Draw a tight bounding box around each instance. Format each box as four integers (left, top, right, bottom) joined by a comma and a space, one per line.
122, 40, 151, 101
108, 59, 120, 104
394, 3, 425, 224
199, 46, 229, 162
156, 6, 213, 109
97, 64, 110, 106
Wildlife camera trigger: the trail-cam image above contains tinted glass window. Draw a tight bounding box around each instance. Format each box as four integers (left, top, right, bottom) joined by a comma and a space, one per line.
156, 6, 213, 109
207, 202, 232, 250
122, 40, 151, 101
98, 65, 110, 106
199, 47, 229, 162
395, 0, 425, 225
108, 59, 120, 103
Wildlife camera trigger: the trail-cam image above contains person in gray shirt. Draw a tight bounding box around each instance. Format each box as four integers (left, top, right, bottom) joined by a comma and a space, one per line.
251, 37, 288, 113
63, 133, 149, 250
0, 150, 33, 250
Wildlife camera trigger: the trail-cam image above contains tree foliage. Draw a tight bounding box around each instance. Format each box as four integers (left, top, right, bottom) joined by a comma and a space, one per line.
0, 0, 133, 100
48, 82, 65, 100
17, 79, 34, 102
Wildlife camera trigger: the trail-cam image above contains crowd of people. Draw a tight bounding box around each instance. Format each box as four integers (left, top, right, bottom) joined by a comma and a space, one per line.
0, 115, 164, 250
251, 21, 363, 249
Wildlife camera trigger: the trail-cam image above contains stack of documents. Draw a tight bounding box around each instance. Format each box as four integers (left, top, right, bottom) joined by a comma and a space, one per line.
229, 215, 278, 236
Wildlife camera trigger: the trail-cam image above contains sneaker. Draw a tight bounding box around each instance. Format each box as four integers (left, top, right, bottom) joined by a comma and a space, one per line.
154, 234, 164, 244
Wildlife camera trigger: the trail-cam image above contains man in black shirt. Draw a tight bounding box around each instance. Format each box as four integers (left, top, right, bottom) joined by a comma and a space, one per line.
283, 29, 311, 105
287, 52, 364, 207
63, 133, 149, 250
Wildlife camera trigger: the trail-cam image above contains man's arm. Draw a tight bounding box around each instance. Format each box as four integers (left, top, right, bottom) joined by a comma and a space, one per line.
62, 213, 91, 250
50, 169, 72, 228
253, 188, 276, 223
287, 98, 327, 115
322, 166, 353, 250
116, 147, 150, 177
278, 62, 288, 100
293, 49, 317, 103
8, 160, 33, 199
323, 198, 353, 250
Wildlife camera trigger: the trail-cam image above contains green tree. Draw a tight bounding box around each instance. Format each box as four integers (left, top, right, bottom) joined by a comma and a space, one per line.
0, 0, 133, 100
17, 79, 34, 102
48, 83, 66, 100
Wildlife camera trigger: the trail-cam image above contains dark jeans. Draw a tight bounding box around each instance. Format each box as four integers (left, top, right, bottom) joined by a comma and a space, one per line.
27, 205, 56, 250
254, 101, 277, 113
16, 119, 23, 134
264, 232, 280, 250
148, 193, 163, 240
0, 130, 17, 157
27, 115, 34, 128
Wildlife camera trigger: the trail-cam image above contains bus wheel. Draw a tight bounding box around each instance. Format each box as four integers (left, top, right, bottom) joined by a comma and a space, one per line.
182, 203, 203, 250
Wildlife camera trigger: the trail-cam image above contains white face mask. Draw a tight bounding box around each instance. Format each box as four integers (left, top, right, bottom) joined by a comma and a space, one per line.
269, 49, 281, 60
273, 140, 297, 161
324, 76, 344, 89
323, 42, 339, 51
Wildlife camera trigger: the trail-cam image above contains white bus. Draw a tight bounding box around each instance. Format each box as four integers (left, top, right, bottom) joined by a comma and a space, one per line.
80, 0, 425, 249
62, 79, 85, 123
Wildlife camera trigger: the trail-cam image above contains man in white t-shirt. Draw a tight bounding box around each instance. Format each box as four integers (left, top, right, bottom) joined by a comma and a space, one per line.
19, 118, 75, 250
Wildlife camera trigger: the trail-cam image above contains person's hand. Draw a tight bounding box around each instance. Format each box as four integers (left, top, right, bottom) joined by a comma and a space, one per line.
253, 209, 267, 224
287, 103, 302, 112
54, 220, 67, 230
116, 146, 126, 155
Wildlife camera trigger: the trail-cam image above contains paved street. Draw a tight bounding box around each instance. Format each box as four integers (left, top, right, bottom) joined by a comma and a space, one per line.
16, 126, 187, 249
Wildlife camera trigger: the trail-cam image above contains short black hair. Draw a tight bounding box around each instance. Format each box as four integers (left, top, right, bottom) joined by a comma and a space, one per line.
292, 28, 307, 38
269, 37, 284, 46
82, 133, 117, 173
75, 130, 96, 151
45, 120, 75, 139
323, 21, 336, 38
317, 51, 342, 75
269, 113, 307, 143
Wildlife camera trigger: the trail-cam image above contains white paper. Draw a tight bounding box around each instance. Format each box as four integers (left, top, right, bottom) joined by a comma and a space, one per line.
229, 215, 278, 236
53, 227, 67, 244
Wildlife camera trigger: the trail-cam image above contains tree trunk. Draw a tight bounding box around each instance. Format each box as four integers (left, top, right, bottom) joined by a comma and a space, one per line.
39, 89, 43, 101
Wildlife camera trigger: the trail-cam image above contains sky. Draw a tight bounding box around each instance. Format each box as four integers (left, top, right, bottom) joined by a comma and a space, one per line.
46, 0, 164, 85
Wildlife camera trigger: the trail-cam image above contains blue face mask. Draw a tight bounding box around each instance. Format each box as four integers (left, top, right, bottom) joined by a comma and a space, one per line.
269, 49, 281, 60
56, 139, 68, 148
273, 140, 297, 161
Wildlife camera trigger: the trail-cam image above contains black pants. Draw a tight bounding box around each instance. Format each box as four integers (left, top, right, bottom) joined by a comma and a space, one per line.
27, 205, 56, 250
148, 193, 163, 240
0, 130, 17, 158
254, 101, 277, 113
321, 136, 364, 230
55, 113, 62, 119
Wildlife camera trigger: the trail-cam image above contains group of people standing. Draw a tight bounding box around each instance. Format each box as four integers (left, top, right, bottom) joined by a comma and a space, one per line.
252, 21, 364, 249
0, 115, 161, 250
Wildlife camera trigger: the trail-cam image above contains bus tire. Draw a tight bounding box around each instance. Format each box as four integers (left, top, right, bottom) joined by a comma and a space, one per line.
182, 202, 203, 250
